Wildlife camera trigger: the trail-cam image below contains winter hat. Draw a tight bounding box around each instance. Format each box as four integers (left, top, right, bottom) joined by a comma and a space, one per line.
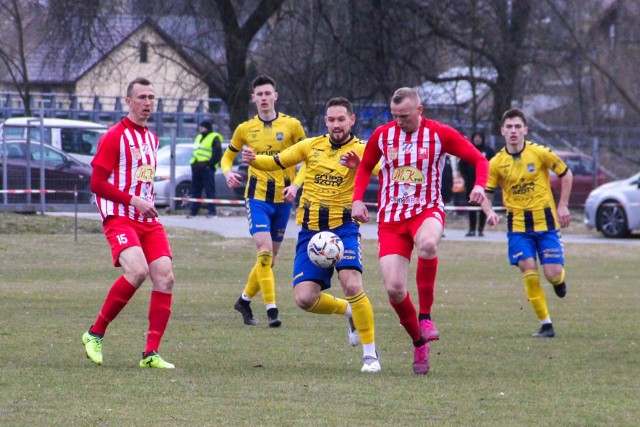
199, 120, 213, 131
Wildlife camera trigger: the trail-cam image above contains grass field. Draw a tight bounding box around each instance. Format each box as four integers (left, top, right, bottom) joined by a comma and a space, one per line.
0, 214, 638, 426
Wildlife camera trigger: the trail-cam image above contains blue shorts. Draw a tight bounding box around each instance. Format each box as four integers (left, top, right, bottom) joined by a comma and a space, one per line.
507, 230, 565, 266
293, 222, 362, 290
245, 199, 293, 242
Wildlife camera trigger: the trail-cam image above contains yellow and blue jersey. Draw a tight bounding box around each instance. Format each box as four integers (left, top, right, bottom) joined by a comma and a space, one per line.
251, 134, 370, 231
221, 112, 306, 202
485, 141, 569, 232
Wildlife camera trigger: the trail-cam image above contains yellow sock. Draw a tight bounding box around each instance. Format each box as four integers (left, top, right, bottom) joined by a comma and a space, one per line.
256, 251, 275, 305
307, 293, 348, 315
522, 270, 549, 321
243, 265, 260, 299
347, 291, 375, 345
548, 268, 566, 286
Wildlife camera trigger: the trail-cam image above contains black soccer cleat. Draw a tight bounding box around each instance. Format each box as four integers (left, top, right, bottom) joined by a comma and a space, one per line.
234, 299, 257, 326
553, 282, 567, 298
267, 307, 282, 328
532, 323, 555, 338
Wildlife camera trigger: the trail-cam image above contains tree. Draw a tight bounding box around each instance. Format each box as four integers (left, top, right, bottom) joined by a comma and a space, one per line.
0, 0, 45, 116
405, 0, 534, 133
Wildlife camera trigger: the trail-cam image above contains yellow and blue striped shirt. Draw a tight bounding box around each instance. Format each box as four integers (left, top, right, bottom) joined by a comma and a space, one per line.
485, 141, 569, 232
221, 112, 306, 202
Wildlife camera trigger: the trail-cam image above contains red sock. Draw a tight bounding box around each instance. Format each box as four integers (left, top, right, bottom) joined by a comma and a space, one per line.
91, 276, 137, 336
145, 291, 173, 355
416, 256, 438, 316
389, 292, 421, 342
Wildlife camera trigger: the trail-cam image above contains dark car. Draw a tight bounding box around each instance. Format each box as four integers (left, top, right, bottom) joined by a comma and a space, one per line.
550, 151, 611, 208
0, 140, 93, 203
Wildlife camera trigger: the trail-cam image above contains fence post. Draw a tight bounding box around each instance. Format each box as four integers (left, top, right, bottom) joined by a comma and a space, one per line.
592, 136, 600, 188
156, 98, 164, 135
176, 99, 184, 137
92, 96, 101, 122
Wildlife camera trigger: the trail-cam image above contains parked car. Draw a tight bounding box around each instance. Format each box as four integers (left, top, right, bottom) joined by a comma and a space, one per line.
0, 140, 93, 203
550, 151, 611, 207
583, 171, 640, 238
154, 143, 245, 209
0, 117, 107, 164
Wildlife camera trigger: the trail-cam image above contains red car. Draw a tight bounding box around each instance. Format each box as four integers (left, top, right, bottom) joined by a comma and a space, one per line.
550, 151, 610, 208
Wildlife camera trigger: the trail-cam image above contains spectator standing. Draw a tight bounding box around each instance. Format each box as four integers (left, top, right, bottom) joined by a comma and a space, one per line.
81, 77, 176, 369
188, 120, 223, 218
459, 132, 495, 236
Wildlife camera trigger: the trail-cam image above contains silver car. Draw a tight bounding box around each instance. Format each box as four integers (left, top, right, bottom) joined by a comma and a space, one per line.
154, 143, 245, 209
583, 172, 640, 238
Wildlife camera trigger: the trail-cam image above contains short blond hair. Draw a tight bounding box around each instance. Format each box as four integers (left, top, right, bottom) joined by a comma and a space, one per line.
391, 87, 420, 105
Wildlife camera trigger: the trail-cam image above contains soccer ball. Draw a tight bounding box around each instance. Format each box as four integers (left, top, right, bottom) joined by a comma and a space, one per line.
307, 231, 344, 269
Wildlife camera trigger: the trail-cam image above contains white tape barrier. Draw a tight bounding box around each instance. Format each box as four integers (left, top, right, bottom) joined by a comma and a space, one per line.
0, 189, 78, 195
174, 196, 505, 211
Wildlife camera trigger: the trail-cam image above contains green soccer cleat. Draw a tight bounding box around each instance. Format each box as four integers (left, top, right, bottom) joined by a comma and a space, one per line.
82, 331, 104, 365
139, 351, 175, 369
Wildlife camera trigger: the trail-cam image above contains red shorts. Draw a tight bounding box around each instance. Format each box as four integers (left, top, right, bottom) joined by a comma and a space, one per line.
378, 208, 445, 259
103, 216, 172, 267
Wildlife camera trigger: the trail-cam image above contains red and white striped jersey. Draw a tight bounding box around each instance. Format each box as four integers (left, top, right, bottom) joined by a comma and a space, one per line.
91, 117, 160, 223
354, 117, 489, 223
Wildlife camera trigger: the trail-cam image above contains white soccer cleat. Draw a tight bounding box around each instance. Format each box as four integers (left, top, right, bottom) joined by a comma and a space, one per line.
361, 354, 381, 373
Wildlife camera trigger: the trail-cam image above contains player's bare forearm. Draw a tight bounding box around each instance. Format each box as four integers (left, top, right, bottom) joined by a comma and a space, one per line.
481, 194, 500, 226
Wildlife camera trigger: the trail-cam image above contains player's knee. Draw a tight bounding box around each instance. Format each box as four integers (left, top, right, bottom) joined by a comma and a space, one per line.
385, 286, 406, 303
415, 238, 438, 258
294, 293, 315, 311
155, 271, 174, 293
126, 267, 149, 287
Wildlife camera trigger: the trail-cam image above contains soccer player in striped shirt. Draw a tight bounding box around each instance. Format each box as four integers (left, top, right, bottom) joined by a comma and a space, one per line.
352, 87, 489, 374
481, 108, 572, 338
81, 77, 175, 369
241, 97, 380, 372
221, 75, 306, 328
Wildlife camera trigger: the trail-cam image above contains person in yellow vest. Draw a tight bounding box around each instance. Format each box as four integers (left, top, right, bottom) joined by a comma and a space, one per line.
188, 120, 223, 218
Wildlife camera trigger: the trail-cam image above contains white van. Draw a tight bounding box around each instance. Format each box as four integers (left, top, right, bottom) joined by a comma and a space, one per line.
0, 117, 107, 164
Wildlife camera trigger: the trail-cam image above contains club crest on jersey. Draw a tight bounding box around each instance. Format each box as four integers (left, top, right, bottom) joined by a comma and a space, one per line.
276, 132, 284, 141
387, 147, 398, 161
135, 165, 155, 182
131, 148, 142, 160
527, 163, 535, 172
418, 147, 429, 160
392, 166, 425, 183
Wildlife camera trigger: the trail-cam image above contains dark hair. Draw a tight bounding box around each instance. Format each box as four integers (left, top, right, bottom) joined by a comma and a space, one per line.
501, 108, 527, 126
251, 74, 276, 91
325, 97, 353, 115
470, 132, 485, 143
391, 87, 420, 105
126, 77, 153, 98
